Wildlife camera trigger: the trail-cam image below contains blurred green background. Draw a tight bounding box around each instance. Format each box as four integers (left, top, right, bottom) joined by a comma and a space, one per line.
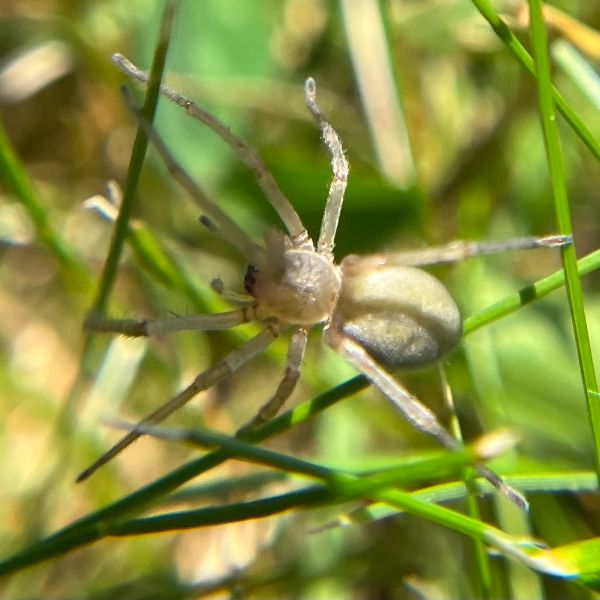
0, 0, 599, 597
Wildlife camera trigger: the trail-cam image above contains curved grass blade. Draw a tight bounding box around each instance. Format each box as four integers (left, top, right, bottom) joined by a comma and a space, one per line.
470, 0, 600, 161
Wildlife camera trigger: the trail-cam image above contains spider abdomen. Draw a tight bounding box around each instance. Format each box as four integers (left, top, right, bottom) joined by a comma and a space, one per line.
336, 265, 461, 368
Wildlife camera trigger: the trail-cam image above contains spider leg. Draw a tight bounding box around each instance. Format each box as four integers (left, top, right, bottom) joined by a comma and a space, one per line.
121, 88, 266, 267
343, 234, 572, 271
437, 364, 528, 509
237, 327, 308, 434
76, 325, 281, 482
113, 54, 308, 245
326, 328, 458, 449
85, 308, 253, 337
325, 328, 527, 508
304, 78, 349, 258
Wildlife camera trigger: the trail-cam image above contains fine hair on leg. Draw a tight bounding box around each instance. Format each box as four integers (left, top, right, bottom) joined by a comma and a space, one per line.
304, 77, 349, 257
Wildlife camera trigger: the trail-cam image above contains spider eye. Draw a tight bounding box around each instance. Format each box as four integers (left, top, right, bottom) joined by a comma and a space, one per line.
198, 214, 215, 230
244, 264, 259, 293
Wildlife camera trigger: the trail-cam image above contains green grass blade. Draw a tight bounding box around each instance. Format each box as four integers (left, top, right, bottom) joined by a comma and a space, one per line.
342, 471, 598, 525
0, 121, 92, 293
527, 0, 600, 478
0, 376, 366, 577
527, 538, 600, 589
470, 0, 600, 161
552, 41, 600, 110
0, 424, 531, 577
88, 0, 178, 316
101, 491, 600, 590
464, 247, 600, 334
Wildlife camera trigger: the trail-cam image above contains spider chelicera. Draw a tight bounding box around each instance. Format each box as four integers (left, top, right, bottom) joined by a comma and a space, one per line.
79, 54, 570, 508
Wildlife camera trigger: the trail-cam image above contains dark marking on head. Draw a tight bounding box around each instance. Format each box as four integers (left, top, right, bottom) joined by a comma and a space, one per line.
244, 265, 258, 294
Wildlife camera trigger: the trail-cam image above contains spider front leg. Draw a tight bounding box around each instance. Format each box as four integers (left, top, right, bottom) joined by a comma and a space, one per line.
120, 86, 267, 267
77, 324, 282, 482
304, 77, 349, 257
113, 54, 308, 245
238, 327, 308, 435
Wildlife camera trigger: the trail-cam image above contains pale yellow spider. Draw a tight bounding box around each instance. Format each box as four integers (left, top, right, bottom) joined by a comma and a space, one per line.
78, 54, 570, 508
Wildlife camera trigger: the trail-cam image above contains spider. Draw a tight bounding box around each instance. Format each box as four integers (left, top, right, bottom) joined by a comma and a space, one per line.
78, 54, 570, 507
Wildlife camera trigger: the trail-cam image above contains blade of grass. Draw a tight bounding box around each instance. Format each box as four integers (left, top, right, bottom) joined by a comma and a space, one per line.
97, 490, 600, 589
4, 423, 593, 585
552, 41, 600, 110
164, 471, 288, 504
88, 0, 178, 317
464, 247, 600, 334
339, 0, 416, 188
0, 375, 367, 577
344, 470, 598, 525
66, 2, 178, 459
0, 422, 543, 577
527, 0, 600, 478
470, 0, 600, 161
439, 364, 493, 599
60, 0, 179, 504
0, 121, 92, 293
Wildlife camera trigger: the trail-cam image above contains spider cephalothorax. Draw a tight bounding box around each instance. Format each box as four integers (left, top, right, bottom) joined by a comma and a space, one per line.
79, 54, 570, 507
249, 237, 342, 325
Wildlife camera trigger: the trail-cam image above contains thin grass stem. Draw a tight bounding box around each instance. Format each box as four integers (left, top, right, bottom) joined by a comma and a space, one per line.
528, 0, 600, 478
88, 1, 177, 317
